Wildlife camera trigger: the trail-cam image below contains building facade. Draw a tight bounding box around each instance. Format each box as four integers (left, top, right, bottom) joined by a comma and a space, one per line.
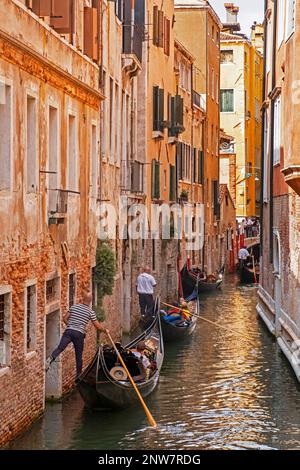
258, 0, 300, 382
0, 0, 104, 445
174, 0, 223, 275
220, 4, 263, 219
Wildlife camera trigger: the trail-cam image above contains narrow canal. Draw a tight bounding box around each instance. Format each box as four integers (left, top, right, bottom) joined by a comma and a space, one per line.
8, 276, 300, 450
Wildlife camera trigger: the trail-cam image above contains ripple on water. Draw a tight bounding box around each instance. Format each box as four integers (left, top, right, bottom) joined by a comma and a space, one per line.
7, 276, 300, 450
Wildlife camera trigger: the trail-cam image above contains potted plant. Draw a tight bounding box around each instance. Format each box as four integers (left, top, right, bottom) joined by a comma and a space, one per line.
179, 190, 189, 203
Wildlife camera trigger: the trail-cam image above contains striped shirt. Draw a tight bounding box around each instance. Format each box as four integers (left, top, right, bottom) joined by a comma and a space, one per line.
66, 304, 97, 334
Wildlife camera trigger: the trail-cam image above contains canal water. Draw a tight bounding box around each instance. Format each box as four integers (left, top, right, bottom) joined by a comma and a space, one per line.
8, 276, 300, 450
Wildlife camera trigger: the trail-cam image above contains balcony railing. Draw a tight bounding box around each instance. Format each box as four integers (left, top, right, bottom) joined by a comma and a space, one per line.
193, 91, 206, 111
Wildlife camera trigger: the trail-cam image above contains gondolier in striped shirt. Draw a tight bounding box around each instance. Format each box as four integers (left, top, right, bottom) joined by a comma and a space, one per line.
46, 291, 107, 377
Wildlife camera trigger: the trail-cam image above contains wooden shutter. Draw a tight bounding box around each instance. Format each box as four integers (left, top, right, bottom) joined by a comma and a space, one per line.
51, 0, 72, 34
169, 164, 176, 201
175, 95, 184, 129
158, 10, 164, 48
198, 150, 204, 184
155, 161, 160, 199
182, 144, 186, 179
176, 143, 182, 181
132, 162, 141, 192
158, 88, 164, 131
84, 7, 98, 61
31, 0, 51, 16
153, 6, 159, 46
151, 160, 160, 199
164, 18, 170, 56
193, 148, 197, 183
153, 86, 159, 131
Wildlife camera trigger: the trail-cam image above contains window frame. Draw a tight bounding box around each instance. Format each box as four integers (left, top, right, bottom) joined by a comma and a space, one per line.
24, 280, 37, 357
220, 89, 235, 113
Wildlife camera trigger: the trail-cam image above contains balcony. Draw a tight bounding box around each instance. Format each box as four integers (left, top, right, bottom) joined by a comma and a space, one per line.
193, 91, 206, 111
48, 189, 68, 225
122, 0, 145, 77
281, 166, 300, 196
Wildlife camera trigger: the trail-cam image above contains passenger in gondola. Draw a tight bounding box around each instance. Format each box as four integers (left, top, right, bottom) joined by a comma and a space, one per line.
131, 341, 151, 382
162, 299, 191, 324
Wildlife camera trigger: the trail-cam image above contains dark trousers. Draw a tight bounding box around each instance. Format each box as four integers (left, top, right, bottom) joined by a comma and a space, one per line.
51, 329, 85, 375
138, 293, 154, 316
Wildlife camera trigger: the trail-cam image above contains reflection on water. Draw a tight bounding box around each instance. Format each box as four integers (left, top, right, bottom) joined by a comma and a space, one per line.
8, 277, 300, 450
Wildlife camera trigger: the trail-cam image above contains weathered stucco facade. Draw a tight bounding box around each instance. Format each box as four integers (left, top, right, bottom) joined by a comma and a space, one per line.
258, 0, 300, 382
175, 0, 223, 275
0, 0, 103, 446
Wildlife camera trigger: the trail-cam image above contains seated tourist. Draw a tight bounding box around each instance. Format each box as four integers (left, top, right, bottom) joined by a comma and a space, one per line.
131, 341, 151, 382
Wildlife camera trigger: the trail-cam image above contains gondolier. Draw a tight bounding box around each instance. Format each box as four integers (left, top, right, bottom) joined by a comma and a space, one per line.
45, 291, 107, 377
136, 267, 156, 318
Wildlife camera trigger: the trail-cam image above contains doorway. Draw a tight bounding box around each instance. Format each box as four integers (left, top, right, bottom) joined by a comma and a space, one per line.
45, 310, 62, 400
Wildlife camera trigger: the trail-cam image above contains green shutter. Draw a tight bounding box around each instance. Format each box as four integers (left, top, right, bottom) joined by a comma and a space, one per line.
153, 86, 159, 131
158, 88, 164, 131
169, 164, 176, 201
151, 159, 156, 198
155, 161, 160, 199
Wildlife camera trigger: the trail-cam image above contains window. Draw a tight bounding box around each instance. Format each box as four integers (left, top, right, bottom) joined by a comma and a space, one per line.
273, 95, 282, 165
68, 273, 76, 309
153, 86, 164, 132
151, 160, 160, 199
193, 148, 197, 183
25, 283, 37, 353
68, 114, 77, 191
277, 0, 285, 47
48, 106, 59, 213
26, 95, 38, 193
91, 124, 98, 197
46, 277, 60, 304
285, 0, 296, 40
211, 69, 215, 100
255, 98, 261, 122
220, 89, 234, 112
101, 70, 106, 157
221, 50, 233, 63
216, 74, 219, 104
115, 0, 123, 21
0, 287, 11, 368
176, 142, 183, 181
0, 83, 12, 192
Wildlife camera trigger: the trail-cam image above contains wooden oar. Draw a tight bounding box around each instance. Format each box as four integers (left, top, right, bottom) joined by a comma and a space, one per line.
106, 331, 157, 428
161, 301, 254, 343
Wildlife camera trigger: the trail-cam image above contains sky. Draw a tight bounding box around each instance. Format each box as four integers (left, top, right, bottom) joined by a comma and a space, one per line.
210, 0, 264, 37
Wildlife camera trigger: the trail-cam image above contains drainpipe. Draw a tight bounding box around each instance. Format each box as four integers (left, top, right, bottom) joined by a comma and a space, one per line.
259, 0, 268, 253
269, 0, 278, 264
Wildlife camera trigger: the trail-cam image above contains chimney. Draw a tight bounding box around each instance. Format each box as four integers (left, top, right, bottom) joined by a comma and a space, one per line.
224, 3, 239, 24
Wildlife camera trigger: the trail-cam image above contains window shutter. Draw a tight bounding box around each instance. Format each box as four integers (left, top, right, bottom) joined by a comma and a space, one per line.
153, 6, 159, 46
84, 7, 98, 61
198, 150, 204, 184
155, 161, 160, 199
123, 0, 131, 54
176, 143, 182, 181
132, 161, 141, 192
152, 160, 160, 199
175, 95, 184, 129
158, 88, 164, 131
51, 0, 72, 35
164, 18, 170, 56
158, 10, 164, 48
31, 0, 51, 16
193, 148, 197, 183
153, 86, 159, 131
169, 164, 176, 201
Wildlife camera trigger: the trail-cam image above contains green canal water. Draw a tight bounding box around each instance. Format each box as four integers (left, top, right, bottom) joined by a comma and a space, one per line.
8, 276, 300, 450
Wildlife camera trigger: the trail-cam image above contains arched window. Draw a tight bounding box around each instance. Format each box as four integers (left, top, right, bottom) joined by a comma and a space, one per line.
273, 230, 281, 276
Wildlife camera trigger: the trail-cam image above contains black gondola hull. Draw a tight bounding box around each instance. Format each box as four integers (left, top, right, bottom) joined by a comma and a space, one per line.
181, 265, 222, 298
161, 317, 197, 342
240, 266, 260, 284
76, 306, 164, 410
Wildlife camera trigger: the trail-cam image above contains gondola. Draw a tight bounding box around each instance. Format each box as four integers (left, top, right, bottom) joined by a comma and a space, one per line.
239, 242, 260, 284
181, 264, 223, 298
160, 293, 199, 342
240, 264, 260, 284
76, 303, 164, 410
